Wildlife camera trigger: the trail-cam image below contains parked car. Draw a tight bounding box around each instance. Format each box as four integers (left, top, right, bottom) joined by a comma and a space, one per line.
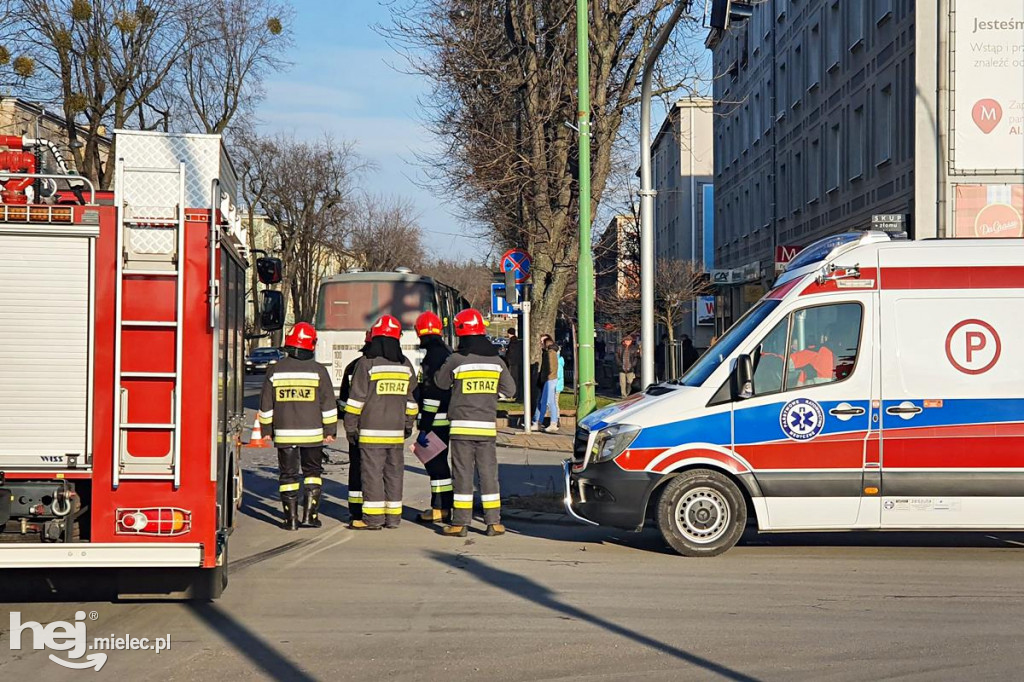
245, 347, 285, 374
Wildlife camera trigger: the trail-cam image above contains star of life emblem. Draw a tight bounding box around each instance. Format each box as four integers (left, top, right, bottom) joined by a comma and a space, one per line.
779, 398, 825, 441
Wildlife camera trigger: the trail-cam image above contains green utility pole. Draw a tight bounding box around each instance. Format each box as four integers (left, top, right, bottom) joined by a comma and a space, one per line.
576, 0, 596, 418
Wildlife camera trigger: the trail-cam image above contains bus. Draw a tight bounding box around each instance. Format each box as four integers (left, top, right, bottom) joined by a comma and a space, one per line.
314, 269, 469, 388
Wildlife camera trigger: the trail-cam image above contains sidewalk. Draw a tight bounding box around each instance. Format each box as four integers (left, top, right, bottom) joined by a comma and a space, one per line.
496, 425, 573, 453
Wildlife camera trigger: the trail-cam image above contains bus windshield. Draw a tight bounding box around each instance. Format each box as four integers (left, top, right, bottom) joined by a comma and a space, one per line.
316, 280, 437, 331
676, 299, 781, 387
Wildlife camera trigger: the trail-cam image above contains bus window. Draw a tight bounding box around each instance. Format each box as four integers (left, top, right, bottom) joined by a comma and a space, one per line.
316, 280, 438, 330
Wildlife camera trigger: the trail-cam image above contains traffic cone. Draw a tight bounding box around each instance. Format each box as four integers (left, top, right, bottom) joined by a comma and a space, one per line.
247, 415, 271, 448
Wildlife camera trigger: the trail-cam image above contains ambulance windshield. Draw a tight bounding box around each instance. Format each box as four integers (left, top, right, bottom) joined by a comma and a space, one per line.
676, 300, 781, 387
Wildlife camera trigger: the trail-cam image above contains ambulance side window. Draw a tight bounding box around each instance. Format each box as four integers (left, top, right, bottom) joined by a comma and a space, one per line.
749, 302, 863, 396
751, 317, 790, 396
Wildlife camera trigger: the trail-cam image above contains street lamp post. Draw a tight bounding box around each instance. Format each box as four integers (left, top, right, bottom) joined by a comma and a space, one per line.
576, 0, 596, 418
639, 1, 690, 389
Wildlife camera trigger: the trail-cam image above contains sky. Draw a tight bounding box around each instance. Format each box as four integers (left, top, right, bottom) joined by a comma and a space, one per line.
259, 2, 710, 263
259, 1, 486, 260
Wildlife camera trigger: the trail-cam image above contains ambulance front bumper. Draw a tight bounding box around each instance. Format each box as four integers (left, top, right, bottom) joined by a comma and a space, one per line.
563, 459, 658, 531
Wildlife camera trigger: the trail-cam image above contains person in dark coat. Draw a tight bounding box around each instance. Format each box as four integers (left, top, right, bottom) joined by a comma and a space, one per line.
682, 335, 699, 372
505, 327, 523, 401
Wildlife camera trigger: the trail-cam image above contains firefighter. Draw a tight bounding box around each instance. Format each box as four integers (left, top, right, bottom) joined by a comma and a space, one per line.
343, 315, 418, 530
258, 322, 337, 531
435, 309, 516, 537
338, 329, 372, 528
413, 311, 454, 523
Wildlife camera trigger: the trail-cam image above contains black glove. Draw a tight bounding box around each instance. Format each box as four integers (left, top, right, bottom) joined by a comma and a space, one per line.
404, 426, 413, 439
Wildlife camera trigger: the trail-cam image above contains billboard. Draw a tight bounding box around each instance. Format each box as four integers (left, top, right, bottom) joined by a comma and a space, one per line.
950, 0, 1024, 173
696, 295, 715, 326
953, 184, 1024, 238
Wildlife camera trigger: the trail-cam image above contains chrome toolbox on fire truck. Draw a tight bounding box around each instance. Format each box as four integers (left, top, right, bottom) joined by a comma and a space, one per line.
566, 231, 1024, 557
0, 130, 249, 599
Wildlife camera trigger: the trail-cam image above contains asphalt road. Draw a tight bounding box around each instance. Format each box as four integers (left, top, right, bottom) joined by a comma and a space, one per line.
2, 376, 1023, 681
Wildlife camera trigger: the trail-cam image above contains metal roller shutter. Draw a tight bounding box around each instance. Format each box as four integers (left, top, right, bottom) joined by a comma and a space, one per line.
0, 232, 92, 467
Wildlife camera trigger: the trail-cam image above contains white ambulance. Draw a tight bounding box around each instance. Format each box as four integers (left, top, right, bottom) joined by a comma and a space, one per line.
566, 231, 1024, 556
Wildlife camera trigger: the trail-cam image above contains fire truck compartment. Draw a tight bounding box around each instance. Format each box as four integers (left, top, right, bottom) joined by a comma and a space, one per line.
0, 229, 96, 470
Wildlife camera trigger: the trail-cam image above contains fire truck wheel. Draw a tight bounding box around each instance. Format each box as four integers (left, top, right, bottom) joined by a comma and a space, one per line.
655, 469, 746, 557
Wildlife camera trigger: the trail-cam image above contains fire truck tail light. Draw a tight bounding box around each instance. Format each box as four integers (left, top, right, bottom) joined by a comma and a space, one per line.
115, 507, 191, 536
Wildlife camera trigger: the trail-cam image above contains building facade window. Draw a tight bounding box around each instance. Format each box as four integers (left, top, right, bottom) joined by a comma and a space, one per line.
875, 0, 893, 24
808, 21, 822, 90
791, 43, 803, 108
847, 1, 865, 51
875, 84, 893, 166
777, 60, 788, 119
850, 105, 865, 180
808, 138, 821, 203
793, 150, 803, 212
827, 1, 842, 71
827, 122, 841, 192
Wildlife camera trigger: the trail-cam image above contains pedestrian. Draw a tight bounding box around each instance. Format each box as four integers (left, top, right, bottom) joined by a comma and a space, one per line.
414, 311, 454, 523
435, 308, 516, 537
505, 327, 523, 401
534, 335, 560, 432
616, 335, 639, 398
259, 322, 337, 531
681, 334, 699, 372
595, 337, 606, 361
338, 329, 371, 527
343, 315, 419, 530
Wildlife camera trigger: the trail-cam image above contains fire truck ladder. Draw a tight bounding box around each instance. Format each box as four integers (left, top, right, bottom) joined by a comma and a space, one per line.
112, 160, 186, 488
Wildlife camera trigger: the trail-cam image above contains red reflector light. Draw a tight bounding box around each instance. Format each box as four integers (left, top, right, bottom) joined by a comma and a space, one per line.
115, 507, 191, 536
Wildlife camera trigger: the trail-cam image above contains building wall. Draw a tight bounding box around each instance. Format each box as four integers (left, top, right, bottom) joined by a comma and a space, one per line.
652, 97, 714, 345
710, 0, 917, 277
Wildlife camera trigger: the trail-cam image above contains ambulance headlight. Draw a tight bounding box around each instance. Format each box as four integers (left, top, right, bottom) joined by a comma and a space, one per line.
590, 424, 641, 463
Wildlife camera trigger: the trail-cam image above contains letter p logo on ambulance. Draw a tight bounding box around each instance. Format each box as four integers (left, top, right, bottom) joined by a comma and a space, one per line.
945, 319, 1002, 375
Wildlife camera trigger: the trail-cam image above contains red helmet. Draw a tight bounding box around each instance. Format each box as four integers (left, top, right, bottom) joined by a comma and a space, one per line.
415, 311, 443, 337
284, 322, 317, 351
371, 314, 403, 339
454, 308, 486, 337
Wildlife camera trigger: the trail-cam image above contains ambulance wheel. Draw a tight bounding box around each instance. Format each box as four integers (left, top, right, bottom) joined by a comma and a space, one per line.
655, 469, 746, 557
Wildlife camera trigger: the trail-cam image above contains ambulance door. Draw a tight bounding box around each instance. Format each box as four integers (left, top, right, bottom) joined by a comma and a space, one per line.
733, 296, 876, 530
878, 253, 1024, 528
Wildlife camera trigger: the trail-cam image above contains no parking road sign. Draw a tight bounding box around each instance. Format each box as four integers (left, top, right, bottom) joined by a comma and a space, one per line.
501, 248, 532, 284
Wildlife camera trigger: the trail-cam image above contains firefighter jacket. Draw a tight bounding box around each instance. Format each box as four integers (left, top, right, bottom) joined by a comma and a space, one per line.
338, 354, 363, 440
417, 337, 452, 432
259, 356, 338, 446
343, 356, 419, 447
434, 347, 516, 440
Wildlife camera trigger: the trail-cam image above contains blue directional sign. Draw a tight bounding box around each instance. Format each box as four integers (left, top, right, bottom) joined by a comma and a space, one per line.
501, 248, 532, 284
491, 283, 524, 316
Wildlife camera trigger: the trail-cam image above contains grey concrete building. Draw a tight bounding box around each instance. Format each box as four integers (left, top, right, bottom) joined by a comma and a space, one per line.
651, 97, 714, 345
705, 0, 1023, 324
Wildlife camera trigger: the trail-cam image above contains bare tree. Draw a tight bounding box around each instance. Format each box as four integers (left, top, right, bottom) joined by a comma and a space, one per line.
381, 1, 705, 352
14, 0, 197, 187
177, 0, 293, 134
242, 132, 367, 323
421, 258, 494, 310
346, 193, 425, 272
654, 257, 711, 343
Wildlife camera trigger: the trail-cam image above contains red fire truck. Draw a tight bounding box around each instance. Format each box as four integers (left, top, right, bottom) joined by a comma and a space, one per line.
0, 130, 278, 598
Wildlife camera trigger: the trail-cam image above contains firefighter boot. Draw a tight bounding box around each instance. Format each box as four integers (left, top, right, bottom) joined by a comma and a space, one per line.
281, 496, 299, 531
418, 508, 450, 524
486, 524, 506, 537
442, 524, 468, 537
302, 487, 323, 528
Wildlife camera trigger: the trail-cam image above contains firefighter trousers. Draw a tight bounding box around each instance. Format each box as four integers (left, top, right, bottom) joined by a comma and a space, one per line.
347, 437, 363, 520
425, 427, 453, 512
360, 445, 404, 528
278, 446, 324, 500
451, 439, 500, 526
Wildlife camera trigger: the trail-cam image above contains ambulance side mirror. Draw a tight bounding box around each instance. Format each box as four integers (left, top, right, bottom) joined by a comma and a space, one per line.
256, 257, 283, 285
260, 290, 284, 332
733, 354, 754, 400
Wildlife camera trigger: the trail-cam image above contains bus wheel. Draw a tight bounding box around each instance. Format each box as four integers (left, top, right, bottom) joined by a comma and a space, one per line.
655, 469, 746, 557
